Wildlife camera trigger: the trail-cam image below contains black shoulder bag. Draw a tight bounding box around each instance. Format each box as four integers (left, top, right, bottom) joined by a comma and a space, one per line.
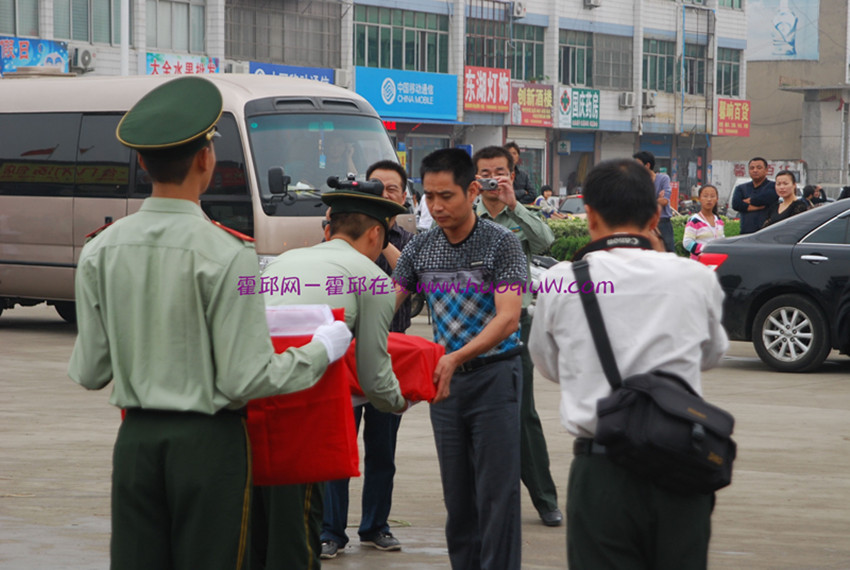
573, 258, 736, 495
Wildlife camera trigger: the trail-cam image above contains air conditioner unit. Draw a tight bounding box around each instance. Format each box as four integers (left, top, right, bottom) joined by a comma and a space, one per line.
71, 48, 95, 72
619, 92, 635, 108
511, 1, 527, 19
642, 91, 657, 108
584, 0, 602, 8
335, 68, 352, 88
225, 61, 250, 74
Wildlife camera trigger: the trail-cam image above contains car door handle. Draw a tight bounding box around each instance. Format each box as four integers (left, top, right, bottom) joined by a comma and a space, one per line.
800, 254, 829, 262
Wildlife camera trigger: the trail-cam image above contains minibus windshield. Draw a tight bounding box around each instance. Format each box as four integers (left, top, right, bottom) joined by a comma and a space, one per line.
248, 113, 396, 216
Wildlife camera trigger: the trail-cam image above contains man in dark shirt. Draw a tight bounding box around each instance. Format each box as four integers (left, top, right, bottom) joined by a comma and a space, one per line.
505, 141, 536, 204
321, 160, 414, 559
732, 157, 778, 234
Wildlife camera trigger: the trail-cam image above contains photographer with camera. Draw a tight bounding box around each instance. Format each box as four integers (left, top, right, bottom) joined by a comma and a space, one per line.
472, 146, 561, 528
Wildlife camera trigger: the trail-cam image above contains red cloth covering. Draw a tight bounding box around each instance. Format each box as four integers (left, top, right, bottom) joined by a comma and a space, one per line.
344, 333, 443, 402
247, 308, 360, 487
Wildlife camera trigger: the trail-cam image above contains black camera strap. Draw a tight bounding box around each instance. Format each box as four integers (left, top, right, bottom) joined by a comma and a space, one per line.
572, 234, 653, 261
572, 259, 623, 390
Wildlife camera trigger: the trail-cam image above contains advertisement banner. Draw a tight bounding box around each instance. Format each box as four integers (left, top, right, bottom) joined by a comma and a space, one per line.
716, 98, 751, 137
558, 87, 599, 130
746, 0, 819, 61
463, 66, 511, 113
146, 52, 220, 75
249, 61, 333, 83
355, 67, 457, 122
0, 36, 68, 75
511, 82, 553, 127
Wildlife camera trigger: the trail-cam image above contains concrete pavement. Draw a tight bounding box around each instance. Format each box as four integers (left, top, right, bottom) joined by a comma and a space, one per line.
1, 304, 850, 569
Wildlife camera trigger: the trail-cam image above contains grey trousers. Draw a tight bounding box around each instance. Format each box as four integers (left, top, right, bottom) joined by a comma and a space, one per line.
430, 355, 522, 570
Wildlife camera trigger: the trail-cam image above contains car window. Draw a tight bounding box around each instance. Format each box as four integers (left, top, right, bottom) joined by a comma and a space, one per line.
802, 216, 850, 245
560, 197, 585, 214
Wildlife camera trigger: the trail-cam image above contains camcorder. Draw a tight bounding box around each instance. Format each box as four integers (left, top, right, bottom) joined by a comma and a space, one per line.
478, 178, 499, 190
327, 175, 384, 196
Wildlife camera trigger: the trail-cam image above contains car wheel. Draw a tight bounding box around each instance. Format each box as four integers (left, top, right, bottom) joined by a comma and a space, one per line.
752, 294, 830, 372
54, 301, 77, 324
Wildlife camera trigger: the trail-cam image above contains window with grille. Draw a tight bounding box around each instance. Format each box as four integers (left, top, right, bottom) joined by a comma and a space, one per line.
594, 34, 632, 90
559, 30, 592, 86
0, 0, 39, 37
682, 43, 706, 95
54, 0, 132, 45
465, 14, 510, 70
717, 47, 741, 96
643, 38, 675, 93
226, 0, 341, 68
353, 5, 449, 73
509, 24, 545, 81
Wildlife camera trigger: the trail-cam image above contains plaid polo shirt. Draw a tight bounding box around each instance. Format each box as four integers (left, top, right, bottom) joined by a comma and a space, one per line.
393, 217, 526, 357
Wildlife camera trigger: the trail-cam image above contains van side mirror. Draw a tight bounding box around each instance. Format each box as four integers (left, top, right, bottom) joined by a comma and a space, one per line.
268, 167, 291, 195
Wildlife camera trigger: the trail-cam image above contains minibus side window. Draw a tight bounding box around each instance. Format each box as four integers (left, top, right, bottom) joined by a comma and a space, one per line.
0, 113, 80, 197
76, 114, 131, 198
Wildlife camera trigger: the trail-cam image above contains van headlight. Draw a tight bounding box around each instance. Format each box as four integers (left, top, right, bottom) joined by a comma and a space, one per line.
257, 255, 277, 272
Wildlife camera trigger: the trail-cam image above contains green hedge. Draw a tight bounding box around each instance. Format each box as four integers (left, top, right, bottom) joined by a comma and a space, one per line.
546, 215, 741, 261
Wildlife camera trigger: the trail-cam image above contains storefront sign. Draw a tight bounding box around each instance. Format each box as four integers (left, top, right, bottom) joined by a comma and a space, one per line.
146, 52, 220, 75
249, 62, 333, 83
558, 87, 599, 130
0, 36, 68, 75
355, 67, 457, 122
716, 98, 750, 137
463, 66, 510, 113
511, 82, 553, 127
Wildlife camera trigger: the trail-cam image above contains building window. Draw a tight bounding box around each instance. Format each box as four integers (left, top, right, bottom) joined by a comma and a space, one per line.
643, 38, 675, 93
226, 0, 341, 68
465, 15, 510, 69
682, 43, 706, 95
509, 24, 545, 81
353, 5, 448, 73
0, 0, 39, 36
593, 33, 632, 90
147, 0, 205, 53
54, 0, 132, 45
559, 30, 592, 86
718, 0, 742, 8
717, 47, 741, 96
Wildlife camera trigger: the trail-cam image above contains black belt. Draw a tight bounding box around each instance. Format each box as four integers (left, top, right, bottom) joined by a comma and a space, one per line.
573, 438, 607, 456
124, 407, 247, 419
456, 347, 522, 374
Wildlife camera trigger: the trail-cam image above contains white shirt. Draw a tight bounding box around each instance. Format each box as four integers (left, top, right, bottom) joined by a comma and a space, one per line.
416, 197, 434, 232
528, 247, 728, 438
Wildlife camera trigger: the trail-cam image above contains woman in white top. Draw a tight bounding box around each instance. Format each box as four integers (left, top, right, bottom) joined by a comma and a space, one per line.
683, 184, 725, 259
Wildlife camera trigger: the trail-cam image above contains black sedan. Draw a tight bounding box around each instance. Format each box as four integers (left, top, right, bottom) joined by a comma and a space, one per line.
699, 200, 850, 372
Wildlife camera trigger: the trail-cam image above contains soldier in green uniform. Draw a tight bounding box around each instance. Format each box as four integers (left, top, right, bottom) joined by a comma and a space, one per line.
68, 76, 352, 570
251, 186, 409, 569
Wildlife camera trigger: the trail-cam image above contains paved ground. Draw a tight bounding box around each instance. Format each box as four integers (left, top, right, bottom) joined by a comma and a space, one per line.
1, 304, 850, 569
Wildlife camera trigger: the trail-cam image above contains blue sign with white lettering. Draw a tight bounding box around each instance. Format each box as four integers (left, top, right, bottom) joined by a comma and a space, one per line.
355, 67, 457, 122
249, 61, 334, 84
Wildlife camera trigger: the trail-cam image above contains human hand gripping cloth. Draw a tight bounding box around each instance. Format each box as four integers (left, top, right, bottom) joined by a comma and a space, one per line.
247, 305, 360, 486
344, 333, 442, 402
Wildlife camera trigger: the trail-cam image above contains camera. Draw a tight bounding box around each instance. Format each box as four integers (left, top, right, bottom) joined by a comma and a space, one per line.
326, 174, 384, 196
478, 178, 498, 190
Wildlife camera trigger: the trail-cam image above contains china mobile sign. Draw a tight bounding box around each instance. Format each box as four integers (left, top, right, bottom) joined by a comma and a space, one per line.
355, 67, 457, 122
463, 66, 511, 113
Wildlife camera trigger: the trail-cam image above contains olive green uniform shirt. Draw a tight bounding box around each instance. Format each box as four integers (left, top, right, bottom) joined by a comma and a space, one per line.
263, 239, 405, 413
476, 201, 555, 307
68, 198, 329, 413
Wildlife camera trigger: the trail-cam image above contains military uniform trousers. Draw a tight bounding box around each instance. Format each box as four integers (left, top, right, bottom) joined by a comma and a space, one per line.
250, 483, 323, 570
112, 409, 251, 570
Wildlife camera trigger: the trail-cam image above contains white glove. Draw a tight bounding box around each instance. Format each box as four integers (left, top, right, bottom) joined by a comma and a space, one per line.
393, 399, 418, 416
312, 321, 352, 363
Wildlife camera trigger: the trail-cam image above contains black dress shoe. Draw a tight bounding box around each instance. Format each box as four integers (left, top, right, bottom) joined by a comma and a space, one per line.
541, 508, 563, 527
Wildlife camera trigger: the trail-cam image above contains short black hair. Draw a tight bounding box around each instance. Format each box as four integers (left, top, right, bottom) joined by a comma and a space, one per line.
749, 157, 768, 168
139, 144, 209, 184
803, 185, 816, 199
420, 148, 476, 194
775, 169, 796, 184
366, 160, 407, 189
583, 159, 657, 229
540, 184, 553, 194
504, 141, 520, 155
632, 151, 656, 170
329, 212, 381, 241
472, 146, 514, 171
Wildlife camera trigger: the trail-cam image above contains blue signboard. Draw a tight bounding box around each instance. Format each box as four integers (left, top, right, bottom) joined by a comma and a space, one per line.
250, 61, 334, 84
0, 36, 69, 75
355, 67, 457, 122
